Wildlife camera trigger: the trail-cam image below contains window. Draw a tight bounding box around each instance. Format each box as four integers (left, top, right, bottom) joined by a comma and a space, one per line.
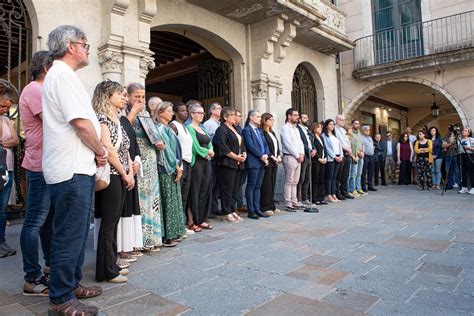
372, 0, 423, 63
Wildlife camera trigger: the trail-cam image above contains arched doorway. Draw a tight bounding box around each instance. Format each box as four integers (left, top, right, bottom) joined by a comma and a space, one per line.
343, 78, 467, 138
291, 64, 318, 122
146, 31, 230, 112
0, 0, 34, 212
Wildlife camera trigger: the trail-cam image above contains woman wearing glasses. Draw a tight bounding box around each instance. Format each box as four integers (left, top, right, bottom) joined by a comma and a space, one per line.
187, 104, 214, 229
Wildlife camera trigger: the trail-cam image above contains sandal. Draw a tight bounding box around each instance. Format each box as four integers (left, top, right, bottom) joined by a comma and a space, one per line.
162, 240, 178, 247
49, 299, 98, 316
199, 223, 213, 230
74, 283, 102, 299
224, 214, 237, 223
232, 212, 243, 222
187, 224, 202, 232
129, 250, 143, 257
116, 258, 130, 269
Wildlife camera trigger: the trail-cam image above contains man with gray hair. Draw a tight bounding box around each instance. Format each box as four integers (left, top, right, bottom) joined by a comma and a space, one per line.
361, 125, 377, 192
42, 25, 106, 315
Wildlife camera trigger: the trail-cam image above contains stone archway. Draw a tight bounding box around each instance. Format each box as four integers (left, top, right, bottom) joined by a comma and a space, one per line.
343, 77, 469, 128
150, 23, 246, 110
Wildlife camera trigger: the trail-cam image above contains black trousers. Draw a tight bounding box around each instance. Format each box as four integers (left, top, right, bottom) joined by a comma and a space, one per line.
181, 161, 192, 219
210, 160, 220, 214
297, 156, 311, 201
190, 157, 212, 225
461, 153, 474, 188
95, 175, 125, 282
312, 160, 325, 202
374, 156, 386, 185
233, 169, 246, 208
261, 166, 277, 212
336, 155, 351, 196
362, 155, 375, 191
398, 161, 412, 185
325, 161, 340, 195
216, 165, 240, 215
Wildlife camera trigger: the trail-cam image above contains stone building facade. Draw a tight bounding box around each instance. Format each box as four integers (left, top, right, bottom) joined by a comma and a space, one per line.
9, 0, 355, 128
338, 0, 474, 136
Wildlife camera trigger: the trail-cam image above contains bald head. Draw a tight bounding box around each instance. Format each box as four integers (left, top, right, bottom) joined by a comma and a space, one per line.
335, 114, 345, 127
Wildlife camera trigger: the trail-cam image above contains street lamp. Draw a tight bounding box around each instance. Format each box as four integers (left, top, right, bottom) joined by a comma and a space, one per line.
431, 93, 439, 118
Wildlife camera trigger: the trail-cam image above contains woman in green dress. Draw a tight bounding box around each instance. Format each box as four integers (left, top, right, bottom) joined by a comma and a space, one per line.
126, 83, 162, 251
152, 102, 186, 245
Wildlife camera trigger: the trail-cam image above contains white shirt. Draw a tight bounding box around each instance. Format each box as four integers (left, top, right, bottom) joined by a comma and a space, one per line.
299, 124, 313, 150
387, 140, 393, 156
408, 134, 416, 145
42, 60, 100, 184
170, 120, 193, 163
280, 122, 304, 159
335, 125, 350, 152
203, 117, 220, 140
330, 134, 342, 156
268, 131, 278, 156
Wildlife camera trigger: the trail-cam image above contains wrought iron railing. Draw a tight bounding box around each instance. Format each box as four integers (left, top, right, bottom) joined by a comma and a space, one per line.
353, 10, 474, 70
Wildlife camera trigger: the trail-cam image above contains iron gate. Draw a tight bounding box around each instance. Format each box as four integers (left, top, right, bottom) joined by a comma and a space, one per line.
292, 64, 317, 122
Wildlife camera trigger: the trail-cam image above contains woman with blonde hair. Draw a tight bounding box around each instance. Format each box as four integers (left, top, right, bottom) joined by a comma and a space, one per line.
152, 102, 186, 245
92, 80, 134, 283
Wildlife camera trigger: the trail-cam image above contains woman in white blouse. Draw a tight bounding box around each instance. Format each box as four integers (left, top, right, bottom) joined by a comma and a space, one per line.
321, 119, 343, 203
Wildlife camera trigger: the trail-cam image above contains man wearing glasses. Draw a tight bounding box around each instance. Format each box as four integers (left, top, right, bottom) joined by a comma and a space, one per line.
42, 25, 106, 315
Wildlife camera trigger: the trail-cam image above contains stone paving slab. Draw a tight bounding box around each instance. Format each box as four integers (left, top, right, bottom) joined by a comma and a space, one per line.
1, 186, 473, 315
247, 293, 365, 316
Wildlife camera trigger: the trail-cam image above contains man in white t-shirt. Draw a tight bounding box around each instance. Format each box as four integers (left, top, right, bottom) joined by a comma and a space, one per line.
42, 25, 108, 315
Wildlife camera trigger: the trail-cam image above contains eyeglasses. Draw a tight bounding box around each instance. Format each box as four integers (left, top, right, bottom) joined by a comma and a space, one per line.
193, 112, 205, 115
71, 41, 90, 52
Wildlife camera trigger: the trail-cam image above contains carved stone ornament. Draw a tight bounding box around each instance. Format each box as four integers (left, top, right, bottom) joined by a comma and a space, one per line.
98, 50, 124, 73
227, 3, 263, 18
139, 56, 156, 78
251, 82, 268, 99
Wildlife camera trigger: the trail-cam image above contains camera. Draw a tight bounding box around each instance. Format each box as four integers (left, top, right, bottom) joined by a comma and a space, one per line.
448, 124, 461, 135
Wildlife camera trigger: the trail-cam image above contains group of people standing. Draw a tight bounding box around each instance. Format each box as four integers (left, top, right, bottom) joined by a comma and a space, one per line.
0, 24, 473, 316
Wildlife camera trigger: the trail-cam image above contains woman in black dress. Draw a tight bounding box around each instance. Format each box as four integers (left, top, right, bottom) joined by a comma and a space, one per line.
311, 122, 327, 205
260, 113, 281, 215
213, 107, 246, 223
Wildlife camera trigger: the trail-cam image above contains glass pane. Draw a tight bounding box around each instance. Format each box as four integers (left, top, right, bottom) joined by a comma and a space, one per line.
375, 9, 393, 31
374, 0, 393, 11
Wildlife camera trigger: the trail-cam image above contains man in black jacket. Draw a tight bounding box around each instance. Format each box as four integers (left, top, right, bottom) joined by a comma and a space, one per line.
296, 113, 316, 206
384, 131, 398, 184
374, 134, 387, 186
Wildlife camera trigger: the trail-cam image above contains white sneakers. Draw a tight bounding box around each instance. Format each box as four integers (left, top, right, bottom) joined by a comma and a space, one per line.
459, 187, 474, 195
453, 183, 459, 188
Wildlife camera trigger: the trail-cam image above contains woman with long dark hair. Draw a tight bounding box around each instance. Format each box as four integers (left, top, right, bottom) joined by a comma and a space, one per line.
459, 127, 474, 195
213, 107, 246, 222
397, 133, 413, 185
429, 126, 443, 189
310, 122, 327, 205
260, 113, 281, 215
321, 119, 343, 203
414, 130, 433, 190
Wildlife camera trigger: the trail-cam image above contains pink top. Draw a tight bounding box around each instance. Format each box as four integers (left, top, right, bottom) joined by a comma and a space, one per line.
1, 117, 14, 171
19, 81, 43, 172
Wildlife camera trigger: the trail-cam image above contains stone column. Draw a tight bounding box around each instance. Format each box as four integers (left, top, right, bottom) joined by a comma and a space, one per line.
98, 48, 124, 82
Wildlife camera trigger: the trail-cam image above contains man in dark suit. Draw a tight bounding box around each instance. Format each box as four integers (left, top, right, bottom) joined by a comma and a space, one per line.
296, 113, 316, 206
374, 134, 387, 186
242, 110, 270, 219
384, 131, 398, 184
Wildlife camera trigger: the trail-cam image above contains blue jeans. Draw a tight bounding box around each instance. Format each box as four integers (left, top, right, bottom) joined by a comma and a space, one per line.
348, 161, 357, 193
245, 166, 265, 213
444, 155, 460, 188
20, 171, 54, 282
48, 174, 94, 304
0, 171, 13, 244
431, 158, 443, 186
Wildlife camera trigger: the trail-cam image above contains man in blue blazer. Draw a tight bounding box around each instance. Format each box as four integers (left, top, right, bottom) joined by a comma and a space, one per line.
242, 110, 270, 219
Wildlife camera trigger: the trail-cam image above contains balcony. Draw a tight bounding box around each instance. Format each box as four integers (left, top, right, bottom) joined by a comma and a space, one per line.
352, 11, 474, 79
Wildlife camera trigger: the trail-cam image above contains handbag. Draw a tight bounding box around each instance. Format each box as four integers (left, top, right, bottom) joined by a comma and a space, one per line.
95, 119, 123, 191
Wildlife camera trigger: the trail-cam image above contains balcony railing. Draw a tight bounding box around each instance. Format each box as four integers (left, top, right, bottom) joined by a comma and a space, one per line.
353, 10, 474, 70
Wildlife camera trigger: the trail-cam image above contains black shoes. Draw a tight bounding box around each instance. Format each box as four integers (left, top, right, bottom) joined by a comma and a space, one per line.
255, 211, 269, 218
247, 212, 260, 219
336, 195, 346, 201
304, 208, 319, 213
368, 187, 378, 192
285, 206, 297, 212
343, 193, 355, 199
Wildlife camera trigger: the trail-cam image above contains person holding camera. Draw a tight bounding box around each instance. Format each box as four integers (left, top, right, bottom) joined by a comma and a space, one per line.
459, 127, 474, 195
442, 126, 461, 190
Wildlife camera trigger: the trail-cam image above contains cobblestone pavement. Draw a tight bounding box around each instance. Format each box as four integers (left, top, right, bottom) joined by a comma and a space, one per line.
1, 186, 473, 315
